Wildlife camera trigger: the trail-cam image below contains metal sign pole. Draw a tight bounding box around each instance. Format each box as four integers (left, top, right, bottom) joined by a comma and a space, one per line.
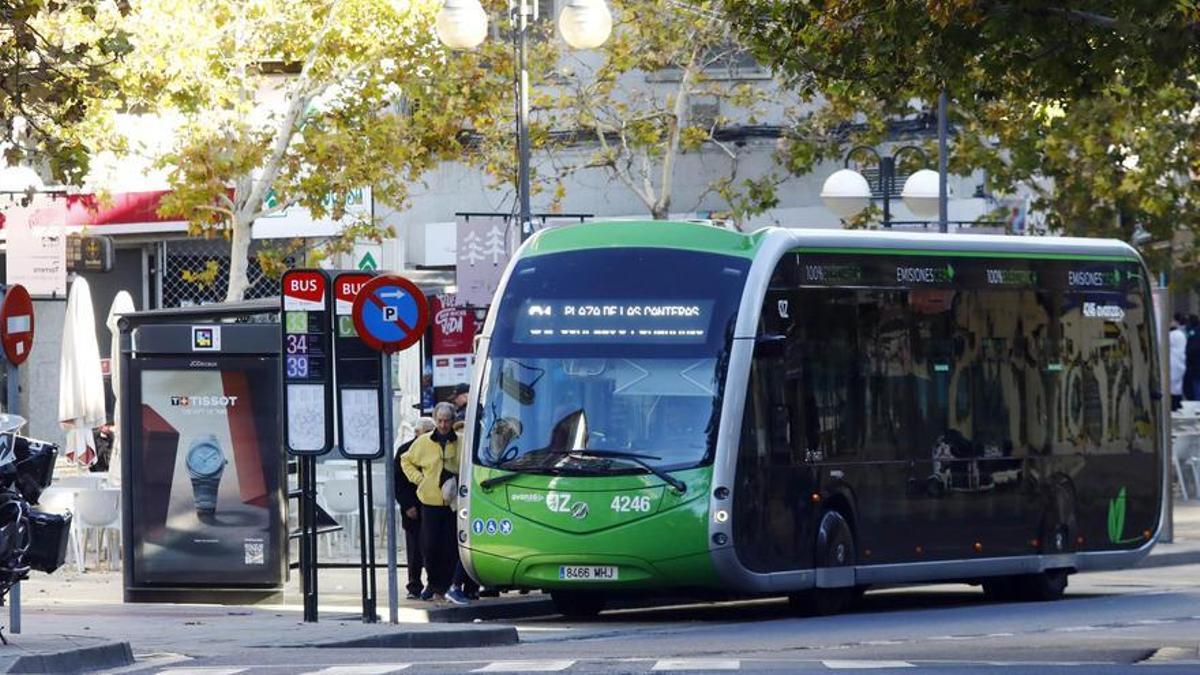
7, 358, 20, 634
356, 459, 377, 622
299, 456, 314, 622
382, 351, 398, 624
365, 459, 378, 621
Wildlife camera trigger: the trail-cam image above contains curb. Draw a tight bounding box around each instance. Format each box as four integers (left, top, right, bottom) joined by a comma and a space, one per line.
4, 641, 134, 674
308, 625, 518, 649
425, 598, 557, 623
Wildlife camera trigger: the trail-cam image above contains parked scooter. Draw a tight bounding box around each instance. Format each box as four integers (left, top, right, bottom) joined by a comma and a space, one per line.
0, 413, 72, 643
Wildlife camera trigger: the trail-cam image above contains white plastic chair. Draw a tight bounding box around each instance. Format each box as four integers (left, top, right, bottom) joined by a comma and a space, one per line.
74, 488, 121, 571
1175, 432, 1200, 500
319, 478, 361, 557
54, 474, 107, 490
370, 469, 393, 546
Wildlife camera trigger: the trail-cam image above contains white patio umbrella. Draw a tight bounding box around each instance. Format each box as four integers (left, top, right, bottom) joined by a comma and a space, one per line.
59, 277, 106, 466
105, 291, 135, 485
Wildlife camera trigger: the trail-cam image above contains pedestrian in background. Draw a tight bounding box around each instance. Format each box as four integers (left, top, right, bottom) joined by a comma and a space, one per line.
400, 402, 460, 603
1171, 314, 1187, 411
449, 383, 470, 428
395, 417, 435, 600
1186, 315, 1200, 400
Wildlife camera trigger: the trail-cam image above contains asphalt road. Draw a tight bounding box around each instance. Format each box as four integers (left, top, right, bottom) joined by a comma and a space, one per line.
112, 563, 1200, 674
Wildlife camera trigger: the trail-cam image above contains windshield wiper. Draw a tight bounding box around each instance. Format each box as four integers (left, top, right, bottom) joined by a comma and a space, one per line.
480, 449, 687, 493
569, 450, 687, 494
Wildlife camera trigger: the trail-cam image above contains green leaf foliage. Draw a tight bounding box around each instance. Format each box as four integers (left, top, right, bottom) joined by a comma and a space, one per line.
724, 0, 1200, 276
104, 0, 507, 300
0, 0, 132, 184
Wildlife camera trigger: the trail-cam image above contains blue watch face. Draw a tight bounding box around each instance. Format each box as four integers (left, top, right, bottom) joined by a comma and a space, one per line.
187, 441, 224, 475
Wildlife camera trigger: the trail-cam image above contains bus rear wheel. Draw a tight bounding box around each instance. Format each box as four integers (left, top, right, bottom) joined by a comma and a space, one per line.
551, 590, 606, 618
981, 569, 1068, 602
1015, 569, 1069, 601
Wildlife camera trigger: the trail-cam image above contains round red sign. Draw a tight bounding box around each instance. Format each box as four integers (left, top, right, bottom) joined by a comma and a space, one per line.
351, 275, 430, 353
1, 285, 35, 366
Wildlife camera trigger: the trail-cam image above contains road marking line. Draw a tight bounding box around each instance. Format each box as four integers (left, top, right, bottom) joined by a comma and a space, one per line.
157, 669, 248, 675
823, 661, 914, 669
473, 661, 575, 672
302, 662, 410, 667
652, 659, 740, 671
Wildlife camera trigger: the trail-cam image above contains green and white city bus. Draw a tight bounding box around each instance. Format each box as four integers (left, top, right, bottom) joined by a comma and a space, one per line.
457, 220, 1165, 616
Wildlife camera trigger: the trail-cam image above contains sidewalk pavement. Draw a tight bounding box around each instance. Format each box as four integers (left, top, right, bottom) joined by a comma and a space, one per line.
1, 499, 1198, 672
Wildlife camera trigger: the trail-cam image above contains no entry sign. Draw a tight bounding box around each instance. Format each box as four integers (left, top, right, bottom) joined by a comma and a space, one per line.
0, 284, 35, 366
351, 276, 430, 354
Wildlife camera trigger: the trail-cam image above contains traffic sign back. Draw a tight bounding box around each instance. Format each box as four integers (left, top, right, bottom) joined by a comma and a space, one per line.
350, 276, 429, 353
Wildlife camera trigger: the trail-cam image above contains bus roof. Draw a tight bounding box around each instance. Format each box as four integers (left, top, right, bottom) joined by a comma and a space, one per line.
521, 221, 1142, 263
521, 220, 764, 259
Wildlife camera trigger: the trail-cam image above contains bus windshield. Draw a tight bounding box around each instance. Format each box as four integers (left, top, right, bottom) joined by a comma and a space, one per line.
474, 247, 750, 474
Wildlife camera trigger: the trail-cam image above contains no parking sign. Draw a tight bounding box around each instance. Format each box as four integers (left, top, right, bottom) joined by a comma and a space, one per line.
350, 276, 430, 354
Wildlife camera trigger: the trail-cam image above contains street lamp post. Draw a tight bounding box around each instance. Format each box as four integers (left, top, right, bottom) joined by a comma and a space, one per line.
820, 145, 940, 229
436, 0, 611, 241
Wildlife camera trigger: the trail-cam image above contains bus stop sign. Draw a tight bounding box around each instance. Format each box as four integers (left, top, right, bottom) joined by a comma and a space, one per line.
351, 275, 429, 354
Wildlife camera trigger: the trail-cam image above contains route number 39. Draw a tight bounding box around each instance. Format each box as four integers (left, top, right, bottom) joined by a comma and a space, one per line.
611, 495, 651, 512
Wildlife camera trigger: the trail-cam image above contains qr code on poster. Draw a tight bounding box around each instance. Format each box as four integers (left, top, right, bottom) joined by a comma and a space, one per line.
244, 540, 265, 565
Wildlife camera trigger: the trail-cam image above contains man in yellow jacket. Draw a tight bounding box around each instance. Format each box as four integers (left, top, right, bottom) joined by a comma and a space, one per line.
401, 401, 460, 603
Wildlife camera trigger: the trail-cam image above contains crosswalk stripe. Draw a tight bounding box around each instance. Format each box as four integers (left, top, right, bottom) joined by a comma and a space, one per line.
302, 662, 410, 667
473, 661, 576, 672
157, 669, 248, 675
823, 661, 915, 669
652, 659, 740, 671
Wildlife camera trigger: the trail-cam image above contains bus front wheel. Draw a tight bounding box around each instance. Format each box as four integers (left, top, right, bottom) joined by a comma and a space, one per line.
551, 590, 606, 618
790, 510, 858, 616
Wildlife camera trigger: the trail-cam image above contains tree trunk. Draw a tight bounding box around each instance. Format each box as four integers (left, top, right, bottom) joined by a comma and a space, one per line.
225, 214, 252, 302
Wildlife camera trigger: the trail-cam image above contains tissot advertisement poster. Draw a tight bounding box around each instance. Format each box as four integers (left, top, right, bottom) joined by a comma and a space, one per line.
129, 358, 284, 586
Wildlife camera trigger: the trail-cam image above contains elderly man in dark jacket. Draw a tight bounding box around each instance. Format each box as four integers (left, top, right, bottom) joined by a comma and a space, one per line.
395, 417, 435, 599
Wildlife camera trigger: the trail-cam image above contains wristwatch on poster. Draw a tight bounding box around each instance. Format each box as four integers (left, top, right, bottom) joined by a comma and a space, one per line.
185, 435, 227, 514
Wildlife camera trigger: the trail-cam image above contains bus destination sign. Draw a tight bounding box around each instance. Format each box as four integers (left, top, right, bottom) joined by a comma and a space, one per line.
515, 299, 713, 344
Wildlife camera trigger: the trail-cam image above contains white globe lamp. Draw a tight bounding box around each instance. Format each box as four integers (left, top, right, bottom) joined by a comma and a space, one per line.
558, 0, 612, 50
436, 0, 489, 50
820, 168, 872, 219
900, 168, 940, 219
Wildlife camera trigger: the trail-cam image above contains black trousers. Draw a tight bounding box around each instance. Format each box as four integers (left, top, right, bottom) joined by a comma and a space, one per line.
402, 518, 424, 595
419, 504, 456, 594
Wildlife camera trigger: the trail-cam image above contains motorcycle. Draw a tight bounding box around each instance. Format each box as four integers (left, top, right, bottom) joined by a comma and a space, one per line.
0, 413, 73, 643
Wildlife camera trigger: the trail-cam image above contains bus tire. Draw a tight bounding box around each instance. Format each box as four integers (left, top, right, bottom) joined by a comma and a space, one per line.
551, 590, 606, 618
981, 576, 1019, 602
791, 510, 857, 616
1015, 569, 1069, 602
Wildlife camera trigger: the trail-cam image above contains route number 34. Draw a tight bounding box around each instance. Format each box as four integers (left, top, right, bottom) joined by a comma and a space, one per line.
611, 495, 651, 512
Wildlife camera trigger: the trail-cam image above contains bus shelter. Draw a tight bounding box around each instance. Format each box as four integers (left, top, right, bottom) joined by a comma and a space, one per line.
118, 299, 287, 604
